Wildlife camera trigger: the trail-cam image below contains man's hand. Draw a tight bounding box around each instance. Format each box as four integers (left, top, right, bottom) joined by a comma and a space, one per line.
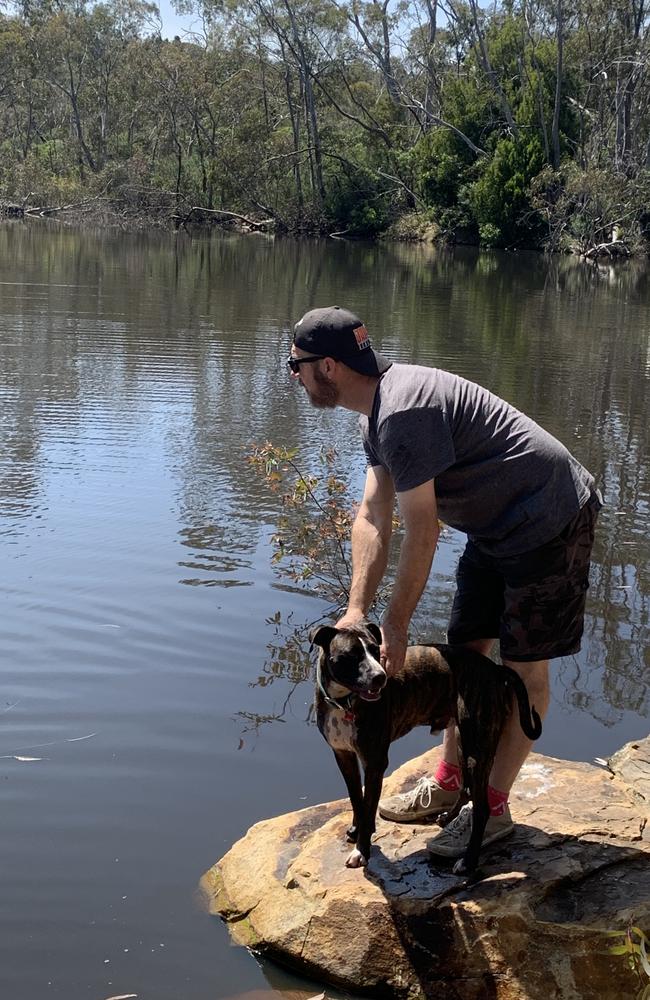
335, 609, 366, 631
380, 620, 408, 675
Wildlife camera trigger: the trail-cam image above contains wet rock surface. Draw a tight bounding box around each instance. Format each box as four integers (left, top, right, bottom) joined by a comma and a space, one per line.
201, 737, 650, 999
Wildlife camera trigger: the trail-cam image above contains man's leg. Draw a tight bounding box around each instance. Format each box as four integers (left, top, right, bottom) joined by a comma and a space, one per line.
378, 647, 549, 825
486, 493, 600, 795
439, 648, 549, 786
488, 657, 549, 792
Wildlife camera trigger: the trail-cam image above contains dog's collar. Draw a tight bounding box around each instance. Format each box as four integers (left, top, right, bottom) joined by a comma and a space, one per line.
316, 659, 356, 717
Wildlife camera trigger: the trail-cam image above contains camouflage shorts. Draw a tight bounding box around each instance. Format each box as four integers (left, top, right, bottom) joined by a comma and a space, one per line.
447, 492, 602, 662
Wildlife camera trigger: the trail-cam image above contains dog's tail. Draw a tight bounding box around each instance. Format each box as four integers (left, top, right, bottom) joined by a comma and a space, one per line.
503, 666, 543, 740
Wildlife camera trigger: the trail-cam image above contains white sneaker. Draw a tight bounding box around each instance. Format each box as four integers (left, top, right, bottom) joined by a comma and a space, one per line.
378, 776, 459, 822
427, 803, 514, 858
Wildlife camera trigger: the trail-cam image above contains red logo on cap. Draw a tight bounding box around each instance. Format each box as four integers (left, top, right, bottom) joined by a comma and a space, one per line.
354, 324, 370, 350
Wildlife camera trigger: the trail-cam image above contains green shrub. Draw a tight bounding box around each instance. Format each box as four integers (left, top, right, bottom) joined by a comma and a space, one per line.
468, 135, 545, 246
478, 222, 502, 247
408, 129, 473, 210
2, 150, 83, 206
324, 165, 394, 237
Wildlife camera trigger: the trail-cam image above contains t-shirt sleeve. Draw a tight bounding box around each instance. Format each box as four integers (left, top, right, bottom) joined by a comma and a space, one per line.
362, 437, 383, 469
378, 408, 455, 492
360, 415, 385, 470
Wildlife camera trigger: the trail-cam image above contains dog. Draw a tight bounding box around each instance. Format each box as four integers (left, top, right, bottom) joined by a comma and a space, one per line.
311, 620, 542, 874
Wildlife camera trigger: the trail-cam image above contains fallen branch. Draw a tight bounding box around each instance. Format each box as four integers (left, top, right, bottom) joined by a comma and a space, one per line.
176, 205, 275, 230
23, 195, 109, 218
582, 239, 631, 259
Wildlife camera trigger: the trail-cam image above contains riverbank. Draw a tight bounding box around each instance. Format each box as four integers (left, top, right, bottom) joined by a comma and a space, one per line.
3, 198, 648, 260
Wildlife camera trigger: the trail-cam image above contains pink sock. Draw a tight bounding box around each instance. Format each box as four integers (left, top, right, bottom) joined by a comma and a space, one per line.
487, 784, 509, 816
434, 760, 462, 791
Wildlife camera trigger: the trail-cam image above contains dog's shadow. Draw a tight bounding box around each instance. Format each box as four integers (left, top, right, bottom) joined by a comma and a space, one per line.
357, 822, 650, 999
361, 818, 537, 904
354, 827, 530, 1000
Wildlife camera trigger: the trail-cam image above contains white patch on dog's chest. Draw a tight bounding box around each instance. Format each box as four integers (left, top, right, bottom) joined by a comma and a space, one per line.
323, 707, 358, 751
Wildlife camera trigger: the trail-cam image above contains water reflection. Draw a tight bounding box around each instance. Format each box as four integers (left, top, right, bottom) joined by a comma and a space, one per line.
1, 227, 648, 698
178, 523, 256, 588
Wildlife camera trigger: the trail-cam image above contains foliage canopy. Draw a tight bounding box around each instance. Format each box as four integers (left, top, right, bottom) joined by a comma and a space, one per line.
0, 0, 648, 250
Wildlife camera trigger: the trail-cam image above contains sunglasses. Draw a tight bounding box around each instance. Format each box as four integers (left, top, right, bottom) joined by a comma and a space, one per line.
286, 354, 325, 374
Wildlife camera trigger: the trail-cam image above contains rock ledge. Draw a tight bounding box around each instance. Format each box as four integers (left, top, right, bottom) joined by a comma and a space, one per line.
201, 737, 650, 999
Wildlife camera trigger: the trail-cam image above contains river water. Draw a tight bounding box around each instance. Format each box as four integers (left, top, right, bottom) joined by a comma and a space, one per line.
0, 225, 648, 1000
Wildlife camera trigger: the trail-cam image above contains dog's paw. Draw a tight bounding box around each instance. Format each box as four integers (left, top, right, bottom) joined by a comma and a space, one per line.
345, 848, 367, 868
346, 824, 358, 843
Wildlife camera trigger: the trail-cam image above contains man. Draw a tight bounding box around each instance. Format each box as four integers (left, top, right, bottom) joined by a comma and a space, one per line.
288, 305, 602, 858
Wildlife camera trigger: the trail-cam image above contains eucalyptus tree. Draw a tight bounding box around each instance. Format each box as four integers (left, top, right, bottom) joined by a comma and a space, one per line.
14, 0, 158, 176
0, 0, 646, 242
0, 16, 42, 161
569, 0, 649, 172
190, 0, 352, 212
29, 10, 99, 173
86, 0, 158, 164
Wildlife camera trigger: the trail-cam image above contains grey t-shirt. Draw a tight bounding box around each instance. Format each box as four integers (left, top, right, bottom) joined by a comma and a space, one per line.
360, 364, 596, 556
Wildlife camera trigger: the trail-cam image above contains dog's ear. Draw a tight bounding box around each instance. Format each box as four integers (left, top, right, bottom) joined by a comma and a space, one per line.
365, 621, 382, 646
310, 625, 337, 650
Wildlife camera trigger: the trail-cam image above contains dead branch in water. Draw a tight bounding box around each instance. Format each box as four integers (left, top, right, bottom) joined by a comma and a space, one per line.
23, 196, 110, 218
582, 239, 631, 259
173, 205, 275, 231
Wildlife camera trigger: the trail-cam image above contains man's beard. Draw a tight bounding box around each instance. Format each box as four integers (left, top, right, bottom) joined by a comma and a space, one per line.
305, 368, 340, 409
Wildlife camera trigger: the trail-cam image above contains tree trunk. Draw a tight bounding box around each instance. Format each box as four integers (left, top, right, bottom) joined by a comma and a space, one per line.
379, 0, 401, 108
466, 0, 518, 135
282, 53, 304, 210
423, 0, 439, 128
615, 64, 625, 171
282, 0, 325, 206
303, 71, 324, 205
551, 0, 563, 168
67, 60, 97, 173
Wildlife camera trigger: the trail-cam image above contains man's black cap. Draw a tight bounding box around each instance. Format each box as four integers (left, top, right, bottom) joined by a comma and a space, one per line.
293, 306, 392, 377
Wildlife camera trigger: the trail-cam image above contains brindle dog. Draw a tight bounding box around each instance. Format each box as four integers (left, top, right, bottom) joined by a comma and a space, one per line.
312, 621, 542, 874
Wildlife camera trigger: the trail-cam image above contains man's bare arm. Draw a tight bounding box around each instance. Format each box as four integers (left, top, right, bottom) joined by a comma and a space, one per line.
336, 465, 395, 626
382, 479, 440, 673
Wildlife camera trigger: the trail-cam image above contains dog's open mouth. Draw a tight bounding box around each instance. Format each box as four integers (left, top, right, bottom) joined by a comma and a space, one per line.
358, 690, 382, 702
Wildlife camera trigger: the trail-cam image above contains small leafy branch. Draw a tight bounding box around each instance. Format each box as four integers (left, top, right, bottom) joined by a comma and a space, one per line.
241, 442, 444, 739
239, 443, 361, 738
247, 442, 355, 610
607, 924, 650, 999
